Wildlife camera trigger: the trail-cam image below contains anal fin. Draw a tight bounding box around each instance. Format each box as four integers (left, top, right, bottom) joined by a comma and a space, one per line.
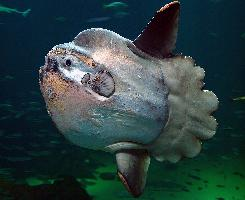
116, 149, 150, 197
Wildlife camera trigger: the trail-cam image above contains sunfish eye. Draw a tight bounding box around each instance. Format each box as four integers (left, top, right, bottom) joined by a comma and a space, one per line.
65, 59, 72, 66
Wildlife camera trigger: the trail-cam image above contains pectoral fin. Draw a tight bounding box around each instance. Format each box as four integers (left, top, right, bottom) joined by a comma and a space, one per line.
116, 149, 150, 197
133, 1, 180, 58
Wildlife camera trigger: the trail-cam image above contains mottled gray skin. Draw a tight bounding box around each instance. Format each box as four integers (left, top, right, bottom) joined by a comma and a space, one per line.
40, 29, 169, 150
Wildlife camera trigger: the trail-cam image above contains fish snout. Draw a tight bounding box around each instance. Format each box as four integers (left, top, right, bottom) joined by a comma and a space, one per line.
39, 56, 59, 84
46, 56, 59, 72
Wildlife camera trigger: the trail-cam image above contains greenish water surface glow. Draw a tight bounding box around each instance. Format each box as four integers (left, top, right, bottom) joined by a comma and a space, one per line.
0, 0, 244, 199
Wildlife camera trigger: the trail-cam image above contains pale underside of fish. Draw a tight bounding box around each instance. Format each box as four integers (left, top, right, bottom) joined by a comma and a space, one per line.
39, 1, 218, 197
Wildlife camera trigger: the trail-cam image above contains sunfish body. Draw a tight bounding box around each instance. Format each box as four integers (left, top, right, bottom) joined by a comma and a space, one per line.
39, 1, 218, 197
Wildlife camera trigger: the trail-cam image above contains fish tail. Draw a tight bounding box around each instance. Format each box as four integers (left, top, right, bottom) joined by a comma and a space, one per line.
22, 8, 31, 17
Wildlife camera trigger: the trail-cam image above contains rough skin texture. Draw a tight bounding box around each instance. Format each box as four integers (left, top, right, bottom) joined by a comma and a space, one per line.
148, 56, 219, 162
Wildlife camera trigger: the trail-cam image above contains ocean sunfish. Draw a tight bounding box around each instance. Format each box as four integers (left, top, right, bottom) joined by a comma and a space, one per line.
39, 1, 218, 197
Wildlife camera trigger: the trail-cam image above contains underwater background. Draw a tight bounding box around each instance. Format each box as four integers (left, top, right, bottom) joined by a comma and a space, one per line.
0, 0, 244, 199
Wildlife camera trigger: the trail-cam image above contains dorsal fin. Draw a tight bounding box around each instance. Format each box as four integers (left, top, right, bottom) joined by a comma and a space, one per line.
133, 1, 180, 58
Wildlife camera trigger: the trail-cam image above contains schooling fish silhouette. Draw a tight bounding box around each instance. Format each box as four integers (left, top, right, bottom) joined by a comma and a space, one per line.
39, 1, 218, 197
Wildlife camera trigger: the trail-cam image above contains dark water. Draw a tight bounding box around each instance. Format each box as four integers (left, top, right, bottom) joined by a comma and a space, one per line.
0, 0, 244, 199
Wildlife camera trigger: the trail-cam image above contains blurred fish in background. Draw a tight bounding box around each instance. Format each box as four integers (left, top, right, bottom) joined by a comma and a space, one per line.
103, 1, 128, 10
54, 16, 67, 23
101, 1, 129, 21
0, 3, 31, 17
232, 96, 245, 101
85, 1, 129, 24
86, 16, 111, 23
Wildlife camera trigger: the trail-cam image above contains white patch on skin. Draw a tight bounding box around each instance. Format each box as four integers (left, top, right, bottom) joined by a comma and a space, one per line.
89, 90, 108, 101
59, 68, 88, 84
92, 49, 112, 64
59, 67, 108, 102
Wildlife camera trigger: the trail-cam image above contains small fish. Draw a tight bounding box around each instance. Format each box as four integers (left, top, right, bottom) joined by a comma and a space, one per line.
234, 110, 245, 115
14, 111, 25, 119
232, 96, 245, 101
4, 133, 22, 138
233, 172, 244, 178
181, 188, 190, 192
103, 2, 128, 9
188, 174, 201, 180
54, 16, 67, 22
185, 181, 193, 185
0, 130, 5, 136
241, 32, 245, 39
216, 184, 225, 188
5, 156, 32, 162
0, 4, 31, 17
99, 172, 116, 180
222, 126, 233, 131
0, 75, 14, 81
209, 0, 223, 3
220, 155, 231, 160
114, 11, 129, 18
27, 150, 50, 157
232, 148, 240, 156
86, 17, 111, 23
4, 75, 14, 80
50, 140, 61, 144
0, 103, 13, 109
216, 198, 225, 200
208, 32, 218, 38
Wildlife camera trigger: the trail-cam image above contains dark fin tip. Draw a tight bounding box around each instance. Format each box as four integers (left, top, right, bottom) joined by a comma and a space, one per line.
116, 149, 150, 198
118, 171, 142, 198
133, 1, 180, 59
